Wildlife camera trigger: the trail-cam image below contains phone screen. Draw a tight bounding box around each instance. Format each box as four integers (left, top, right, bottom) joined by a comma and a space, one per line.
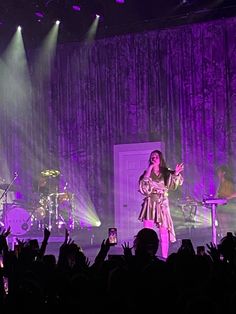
0, 254, 3, 268
108, 228, 117, 245
3, 277, 8, 295
197, 246, 205, 255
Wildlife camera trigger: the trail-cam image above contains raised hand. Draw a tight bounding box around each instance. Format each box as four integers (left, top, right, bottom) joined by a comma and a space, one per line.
43, 227, 51, 241
0, 227, 11, 252
175, 162, 184, 175
63, 228, 70, 244
98, 238, 110, 256
5, 226, 11, 237
0, 226, 11, 237
206, 242, 220, 262
93, 238, 111, 266
122, 241, 133, 258
85, 257, 91, 267
67, 238, 75, 245
16, 238, 26, 247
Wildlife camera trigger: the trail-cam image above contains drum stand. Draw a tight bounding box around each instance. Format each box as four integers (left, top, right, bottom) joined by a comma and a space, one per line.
47, 193, 63, 231
68, 194, 75, 230
46, 192, 75, 232
47, 195, 54, 231
54, 193, 65, 230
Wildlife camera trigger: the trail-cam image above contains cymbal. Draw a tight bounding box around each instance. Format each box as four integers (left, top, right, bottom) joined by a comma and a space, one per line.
49, 192, 73, 200
40, 169, 60, 177
0, 183, 20, 192
49, 192, 64, 196
48, 192, 71, 197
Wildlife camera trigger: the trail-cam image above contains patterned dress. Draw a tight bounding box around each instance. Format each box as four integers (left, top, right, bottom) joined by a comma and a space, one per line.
138, 171, 183, 242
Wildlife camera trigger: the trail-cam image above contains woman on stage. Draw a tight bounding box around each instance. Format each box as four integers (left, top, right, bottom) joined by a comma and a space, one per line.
138, 150, 184, 258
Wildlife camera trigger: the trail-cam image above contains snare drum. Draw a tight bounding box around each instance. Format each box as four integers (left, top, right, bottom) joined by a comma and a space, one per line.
4, 205, 31, 235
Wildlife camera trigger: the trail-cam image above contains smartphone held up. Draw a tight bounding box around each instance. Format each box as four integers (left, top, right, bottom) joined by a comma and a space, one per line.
108, 227, 118, 245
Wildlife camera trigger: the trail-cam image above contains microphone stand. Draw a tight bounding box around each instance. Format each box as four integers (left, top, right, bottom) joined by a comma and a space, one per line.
0, 173, 18, 202
0, 173, 18, 225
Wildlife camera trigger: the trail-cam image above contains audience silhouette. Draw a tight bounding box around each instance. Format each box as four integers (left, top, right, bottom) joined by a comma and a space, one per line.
0, 226, 236, 313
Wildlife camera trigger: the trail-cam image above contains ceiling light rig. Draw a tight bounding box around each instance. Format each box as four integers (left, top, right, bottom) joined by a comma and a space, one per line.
0, 0, 235, 46
33, 0, 47, 22
35, 11, 45, 22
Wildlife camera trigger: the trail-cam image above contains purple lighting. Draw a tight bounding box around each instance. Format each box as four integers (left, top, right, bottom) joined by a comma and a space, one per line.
72, 5, 81, 11
35, 11, 44, 18
116, 0, 125, 3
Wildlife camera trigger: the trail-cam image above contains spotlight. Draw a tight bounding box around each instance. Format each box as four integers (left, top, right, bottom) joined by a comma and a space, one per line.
55, 20, 60, 25
95, 14, 100, 18
95, 221, 101, 227
17, 26, 22, 31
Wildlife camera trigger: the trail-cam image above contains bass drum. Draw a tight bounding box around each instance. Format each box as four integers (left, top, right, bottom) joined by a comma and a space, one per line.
4, 205, 31, 236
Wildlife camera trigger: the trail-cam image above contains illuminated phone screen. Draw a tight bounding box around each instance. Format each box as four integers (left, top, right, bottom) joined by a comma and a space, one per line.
108, 227, 117, 245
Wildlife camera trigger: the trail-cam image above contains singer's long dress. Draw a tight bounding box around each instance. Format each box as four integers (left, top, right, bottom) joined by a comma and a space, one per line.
138, 171, 183, 243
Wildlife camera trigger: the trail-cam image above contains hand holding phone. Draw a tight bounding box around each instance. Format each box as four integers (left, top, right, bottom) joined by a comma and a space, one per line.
108, 228, 117, 245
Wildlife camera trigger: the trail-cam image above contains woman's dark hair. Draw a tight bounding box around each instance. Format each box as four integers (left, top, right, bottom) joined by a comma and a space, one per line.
148, 150, 167, 169
139, 150, 174, 186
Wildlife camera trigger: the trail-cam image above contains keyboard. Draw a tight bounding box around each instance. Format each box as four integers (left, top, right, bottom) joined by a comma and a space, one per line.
203, 198, 227, 205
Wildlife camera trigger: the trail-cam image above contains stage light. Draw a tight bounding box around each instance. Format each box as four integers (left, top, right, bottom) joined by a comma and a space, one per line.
17, 26, 22, 31
85, 14, 100, 42
116, 0, 125, 3
55, 20, 60, 25
95, 221, 101, 227
72, 5, 81, 11
35, 11, 44, 18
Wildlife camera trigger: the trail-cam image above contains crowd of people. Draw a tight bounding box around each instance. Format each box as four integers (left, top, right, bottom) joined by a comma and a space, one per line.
1, 226, 236, 313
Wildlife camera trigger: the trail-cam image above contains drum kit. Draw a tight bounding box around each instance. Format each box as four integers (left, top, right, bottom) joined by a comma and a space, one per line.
0, 169, 75, 236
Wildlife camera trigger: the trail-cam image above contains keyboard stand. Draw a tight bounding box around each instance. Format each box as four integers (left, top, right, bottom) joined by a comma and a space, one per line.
203, 198, 227, 245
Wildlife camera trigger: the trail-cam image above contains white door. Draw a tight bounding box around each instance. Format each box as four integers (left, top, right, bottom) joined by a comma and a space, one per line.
114, 142, 164, 244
